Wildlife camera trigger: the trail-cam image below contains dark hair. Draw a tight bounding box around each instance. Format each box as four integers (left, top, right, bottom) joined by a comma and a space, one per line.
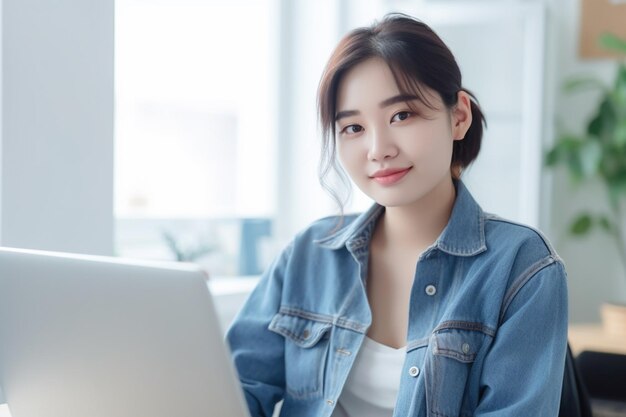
317, 13, 486, 210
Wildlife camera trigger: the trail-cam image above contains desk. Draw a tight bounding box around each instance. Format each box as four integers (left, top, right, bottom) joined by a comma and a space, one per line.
568, 324, 626, 356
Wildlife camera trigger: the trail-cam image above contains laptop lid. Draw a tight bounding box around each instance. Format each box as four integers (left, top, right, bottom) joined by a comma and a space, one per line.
0, 247, 250, 417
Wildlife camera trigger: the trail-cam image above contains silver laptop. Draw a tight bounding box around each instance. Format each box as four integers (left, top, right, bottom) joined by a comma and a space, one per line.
0, 247, 250, 417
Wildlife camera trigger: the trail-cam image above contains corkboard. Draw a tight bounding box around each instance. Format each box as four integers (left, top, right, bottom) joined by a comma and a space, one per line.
579, 0, 626, 59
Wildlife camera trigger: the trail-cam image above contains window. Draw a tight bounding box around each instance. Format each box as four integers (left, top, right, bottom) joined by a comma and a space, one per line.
115, 0, 277, 276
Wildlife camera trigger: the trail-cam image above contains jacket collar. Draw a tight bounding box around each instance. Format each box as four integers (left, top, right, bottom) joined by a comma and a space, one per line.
315, 180, 487, 257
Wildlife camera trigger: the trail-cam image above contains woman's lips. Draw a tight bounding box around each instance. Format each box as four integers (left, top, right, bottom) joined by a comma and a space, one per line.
370, 167, 412, 185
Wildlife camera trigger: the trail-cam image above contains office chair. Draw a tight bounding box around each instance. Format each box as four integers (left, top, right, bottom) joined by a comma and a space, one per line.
559, 343, 593, 417
576, 350, 626, 415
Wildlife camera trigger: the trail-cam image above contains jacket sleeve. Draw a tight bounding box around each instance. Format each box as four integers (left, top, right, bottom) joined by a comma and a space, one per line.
474, 260, 568, 416
225, 241, 292, 417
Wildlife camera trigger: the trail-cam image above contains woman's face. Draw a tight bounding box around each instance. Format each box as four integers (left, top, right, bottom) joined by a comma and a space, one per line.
334, 57, 470, 208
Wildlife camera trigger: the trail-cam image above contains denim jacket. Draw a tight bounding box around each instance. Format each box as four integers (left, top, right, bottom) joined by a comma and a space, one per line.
226, 181, 568, 417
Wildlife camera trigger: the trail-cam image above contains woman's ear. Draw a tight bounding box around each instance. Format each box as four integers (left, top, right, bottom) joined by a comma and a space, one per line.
451, 91, 473, 141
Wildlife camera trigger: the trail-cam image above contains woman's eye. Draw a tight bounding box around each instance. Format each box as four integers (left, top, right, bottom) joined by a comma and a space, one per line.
342, 124, 363, 134
391, 111, 412, 123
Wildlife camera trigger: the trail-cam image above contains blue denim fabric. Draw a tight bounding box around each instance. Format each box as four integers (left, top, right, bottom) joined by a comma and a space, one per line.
226, 181, 568, 417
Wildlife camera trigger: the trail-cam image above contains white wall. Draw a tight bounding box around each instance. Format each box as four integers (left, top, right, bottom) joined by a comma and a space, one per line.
0, 0, 114, 255
545, 0, 626, 322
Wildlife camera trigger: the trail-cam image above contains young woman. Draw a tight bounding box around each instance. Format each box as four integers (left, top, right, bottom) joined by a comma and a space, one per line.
227, 14, 567, 417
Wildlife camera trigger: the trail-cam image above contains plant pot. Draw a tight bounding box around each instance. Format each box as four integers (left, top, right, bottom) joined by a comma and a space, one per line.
601, 302, 626, 336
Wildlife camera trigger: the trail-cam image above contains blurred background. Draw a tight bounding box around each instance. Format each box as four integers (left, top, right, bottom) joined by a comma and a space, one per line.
1, 0, 626, 327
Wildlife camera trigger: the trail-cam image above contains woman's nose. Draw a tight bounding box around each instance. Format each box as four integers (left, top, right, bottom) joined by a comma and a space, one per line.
367, 129, 399, 161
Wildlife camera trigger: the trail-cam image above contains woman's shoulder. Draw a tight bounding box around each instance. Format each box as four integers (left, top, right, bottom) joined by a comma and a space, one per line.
482, 212, 561, 264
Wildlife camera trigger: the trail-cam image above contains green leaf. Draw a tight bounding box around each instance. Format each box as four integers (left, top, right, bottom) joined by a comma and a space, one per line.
563, 76, 606, 93
607, 172, 626, 206
587, 96, 617, 141
615, 121, 626, 146
617, 64, 626, 89
599, 143, 626, 179
613, 64, 626, 115
598, 215, 616, 235
599, 33, 626, 55
570, 213, 593, 235
579, 139, 602, 177
545, 147, 560, 166
545, 135, 584, 167
544, 135, 604, 182
588, 113, 602, 137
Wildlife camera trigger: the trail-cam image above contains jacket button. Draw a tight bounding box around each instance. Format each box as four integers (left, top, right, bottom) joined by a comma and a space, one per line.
408, 366, 420, 377
425, 285, 437, 296
462, 343, 470, 354
302, 330, 310, 339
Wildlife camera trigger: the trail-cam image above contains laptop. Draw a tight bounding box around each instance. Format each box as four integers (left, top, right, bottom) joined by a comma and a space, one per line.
0, 247, 251, 417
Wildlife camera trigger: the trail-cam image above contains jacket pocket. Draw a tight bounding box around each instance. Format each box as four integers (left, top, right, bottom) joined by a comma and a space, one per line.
269, 311, 332, 399
426, 327, 489, 417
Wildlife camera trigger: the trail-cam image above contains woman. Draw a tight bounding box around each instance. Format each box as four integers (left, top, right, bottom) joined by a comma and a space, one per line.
227, 13, 567, 417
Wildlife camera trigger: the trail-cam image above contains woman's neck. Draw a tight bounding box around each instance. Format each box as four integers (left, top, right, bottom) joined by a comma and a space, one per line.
374, 176, 456, 255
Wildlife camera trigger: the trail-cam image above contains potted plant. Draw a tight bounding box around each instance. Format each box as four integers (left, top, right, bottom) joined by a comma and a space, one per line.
162, 229, 216, 263
545, 33, 626, 335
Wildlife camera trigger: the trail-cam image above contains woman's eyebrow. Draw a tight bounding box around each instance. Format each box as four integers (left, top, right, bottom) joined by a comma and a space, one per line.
379, 94, 419, 108
335, 109, 360, 122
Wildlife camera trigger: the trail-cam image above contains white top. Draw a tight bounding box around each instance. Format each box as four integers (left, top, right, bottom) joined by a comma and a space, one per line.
331, 336, 406, 417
